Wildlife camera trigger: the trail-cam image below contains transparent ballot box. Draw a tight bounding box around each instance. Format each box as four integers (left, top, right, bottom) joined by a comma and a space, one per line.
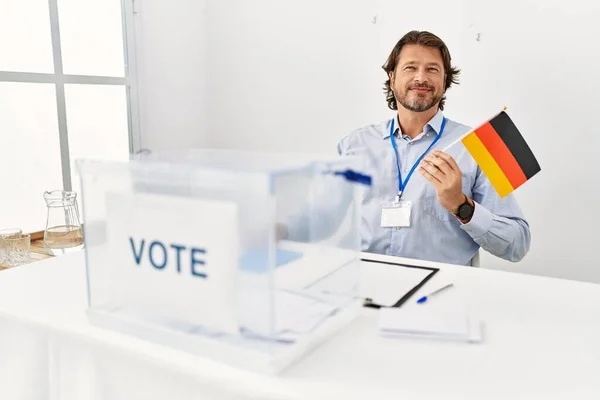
76, 149, 370, 374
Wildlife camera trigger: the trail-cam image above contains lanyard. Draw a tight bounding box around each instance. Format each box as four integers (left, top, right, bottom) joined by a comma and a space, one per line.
389, 116, 446, 199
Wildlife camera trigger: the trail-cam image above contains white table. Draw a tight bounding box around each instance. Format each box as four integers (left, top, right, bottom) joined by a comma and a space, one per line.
1, 251, 599, 400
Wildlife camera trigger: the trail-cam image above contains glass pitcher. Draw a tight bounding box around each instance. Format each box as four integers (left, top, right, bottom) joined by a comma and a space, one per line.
43, 190, 84, 255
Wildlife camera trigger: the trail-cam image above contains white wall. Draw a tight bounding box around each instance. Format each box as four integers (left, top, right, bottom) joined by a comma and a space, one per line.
133, 0, 209, 151
133, 0, 600, 283
204, 0, 380, 153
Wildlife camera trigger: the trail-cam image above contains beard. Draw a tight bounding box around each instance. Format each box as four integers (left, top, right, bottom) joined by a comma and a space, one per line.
395, 83, 442, 112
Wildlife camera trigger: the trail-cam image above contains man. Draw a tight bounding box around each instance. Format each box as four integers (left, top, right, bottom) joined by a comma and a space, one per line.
283, 30, 530, 266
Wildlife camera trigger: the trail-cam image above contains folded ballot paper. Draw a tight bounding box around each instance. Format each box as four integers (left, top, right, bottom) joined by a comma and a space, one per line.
378, 308, 483, 343
238, 286, 345, 343
236, 241, 359, 343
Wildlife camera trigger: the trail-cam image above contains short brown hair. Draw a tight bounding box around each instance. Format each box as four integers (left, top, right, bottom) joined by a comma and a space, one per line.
382, 30, 460, 111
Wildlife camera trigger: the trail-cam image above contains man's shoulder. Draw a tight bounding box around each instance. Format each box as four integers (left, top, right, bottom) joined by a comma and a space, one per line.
444, 116, 473, 138
337, 119, 389, 154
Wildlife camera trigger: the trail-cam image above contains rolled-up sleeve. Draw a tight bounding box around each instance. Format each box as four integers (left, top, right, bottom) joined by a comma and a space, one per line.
459, 167, 531, 262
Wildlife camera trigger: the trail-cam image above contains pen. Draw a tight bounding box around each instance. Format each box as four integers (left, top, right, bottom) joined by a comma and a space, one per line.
416, 283, 454, 304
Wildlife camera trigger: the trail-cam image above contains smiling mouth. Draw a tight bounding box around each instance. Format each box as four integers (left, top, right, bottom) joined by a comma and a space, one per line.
410, 88, 431, 93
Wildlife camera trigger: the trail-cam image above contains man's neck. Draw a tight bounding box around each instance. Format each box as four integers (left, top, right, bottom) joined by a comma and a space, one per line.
397, 106, 439, 139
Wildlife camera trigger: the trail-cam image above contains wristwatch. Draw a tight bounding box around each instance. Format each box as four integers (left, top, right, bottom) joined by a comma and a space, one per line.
455, 196, 475, 220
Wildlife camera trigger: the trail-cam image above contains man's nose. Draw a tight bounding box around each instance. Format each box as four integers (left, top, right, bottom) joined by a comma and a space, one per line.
413, 68, 427, 83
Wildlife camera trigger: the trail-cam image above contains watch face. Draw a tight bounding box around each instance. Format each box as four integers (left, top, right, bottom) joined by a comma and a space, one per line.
459, 203, 473, 219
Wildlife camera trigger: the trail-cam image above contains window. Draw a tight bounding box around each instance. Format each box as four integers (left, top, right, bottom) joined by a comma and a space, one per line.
0, 0, 139, 233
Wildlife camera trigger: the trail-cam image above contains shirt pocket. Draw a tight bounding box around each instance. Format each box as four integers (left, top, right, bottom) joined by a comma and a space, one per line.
422, 174, 474, 221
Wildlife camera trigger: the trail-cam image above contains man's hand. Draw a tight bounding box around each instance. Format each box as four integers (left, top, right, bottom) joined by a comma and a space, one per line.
418, 150, 466, 214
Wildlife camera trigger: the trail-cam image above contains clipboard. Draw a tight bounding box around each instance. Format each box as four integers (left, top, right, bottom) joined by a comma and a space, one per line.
360, 258, 439, 309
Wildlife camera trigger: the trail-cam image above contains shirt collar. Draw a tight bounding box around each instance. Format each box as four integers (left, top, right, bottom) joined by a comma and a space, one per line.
383, 109, 445, 140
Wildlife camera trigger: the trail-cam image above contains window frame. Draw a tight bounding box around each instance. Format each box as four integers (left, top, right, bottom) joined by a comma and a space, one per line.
0, 0, 140, 191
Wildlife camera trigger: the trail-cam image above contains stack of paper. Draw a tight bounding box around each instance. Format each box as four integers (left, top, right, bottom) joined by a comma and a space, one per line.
378, 308, 483, 343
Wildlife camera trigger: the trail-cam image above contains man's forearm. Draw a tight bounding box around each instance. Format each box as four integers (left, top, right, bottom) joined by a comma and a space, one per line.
459, 200, 531, 262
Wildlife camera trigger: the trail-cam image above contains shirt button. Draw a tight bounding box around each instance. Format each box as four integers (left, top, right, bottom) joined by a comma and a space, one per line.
403, 168, 409, 173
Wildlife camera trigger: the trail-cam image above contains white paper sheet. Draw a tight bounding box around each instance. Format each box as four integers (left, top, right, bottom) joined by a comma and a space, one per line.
104, 191, 241, 335
378, 308, 483, 343
273, 241, 357, 290
238, 285, 339, 342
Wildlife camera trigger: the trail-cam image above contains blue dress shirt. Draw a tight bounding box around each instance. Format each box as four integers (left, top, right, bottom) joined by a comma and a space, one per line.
285, 110, 531, 266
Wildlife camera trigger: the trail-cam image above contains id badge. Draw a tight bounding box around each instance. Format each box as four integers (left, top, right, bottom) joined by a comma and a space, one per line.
381, 199, 412, 228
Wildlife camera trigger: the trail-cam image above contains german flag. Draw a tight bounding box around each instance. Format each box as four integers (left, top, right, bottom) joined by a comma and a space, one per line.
462, 111, 540, 198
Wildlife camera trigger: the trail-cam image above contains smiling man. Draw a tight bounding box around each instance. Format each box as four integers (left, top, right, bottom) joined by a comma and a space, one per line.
334, 30, 531, 266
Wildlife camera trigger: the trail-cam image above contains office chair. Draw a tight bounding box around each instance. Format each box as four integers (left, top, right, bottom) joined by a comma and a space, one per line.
471, 249, 481, 267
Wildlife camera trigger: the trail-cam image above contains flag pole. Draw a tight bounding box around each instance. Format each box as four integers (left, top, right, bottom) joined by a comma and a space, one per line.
441, 131, 471, 152
440, 106, 508, 152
